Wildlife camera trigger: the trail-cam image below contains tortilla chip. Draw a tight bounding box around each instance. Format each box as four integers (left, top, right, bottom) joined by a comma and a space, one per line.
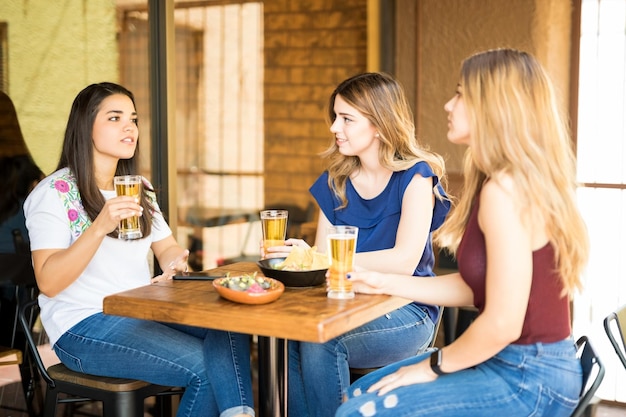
276, 246, 329, 271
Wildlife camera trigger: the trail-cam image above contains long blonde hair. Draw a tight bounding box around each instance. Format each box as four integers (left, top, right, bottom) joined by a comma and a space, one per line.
321, 72, 446, 209
435, 49, 588, 295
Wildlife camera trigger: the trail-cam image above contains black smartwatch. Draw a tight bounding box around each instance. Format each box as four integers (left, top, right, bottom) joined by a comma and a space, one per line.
429, 348, 447, 376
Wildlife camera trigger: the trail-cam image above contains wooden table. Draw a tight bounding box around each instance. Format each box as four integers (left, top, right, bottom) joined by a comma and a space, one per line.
103, 262, 411, 417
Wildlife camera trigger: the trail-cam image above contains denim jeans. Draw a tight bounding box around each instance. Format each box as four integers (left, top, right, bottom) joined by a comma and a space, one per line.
335, 337, 582, 417
54, 313, 254, 417
288, 303, 435, 417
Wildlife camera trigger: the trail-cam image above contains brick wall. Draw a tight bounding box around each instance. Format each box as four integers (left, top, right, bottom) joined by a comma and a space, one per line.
263, 0, 368, 216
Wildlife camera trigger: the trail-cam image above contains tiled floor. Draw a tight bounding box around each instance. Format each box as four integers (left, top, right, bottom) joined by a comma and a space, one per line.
1, 344, 624, 417
596, 404, 626, 417
0, 344, 115, 417
0, 345, 50, 416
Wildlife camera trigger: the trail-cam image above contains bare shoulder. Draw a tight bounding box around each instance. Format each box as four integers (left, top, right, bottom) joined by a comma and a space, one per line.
478, 173, 525, 230
479, 173, 545, 247
406, 171, 433, 191
480, 173, 518, 206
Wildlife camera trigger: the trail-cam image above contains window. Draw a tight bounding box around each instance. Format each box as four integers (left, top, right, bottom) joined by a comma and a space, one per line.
0, 22, 8, 93
118, 1, 263, 269
574, 0, 626, 402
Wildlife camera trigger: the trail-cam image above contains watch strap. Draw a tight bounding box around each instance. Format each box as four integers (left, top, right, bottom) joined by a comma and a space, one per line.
429, 348, 447, 376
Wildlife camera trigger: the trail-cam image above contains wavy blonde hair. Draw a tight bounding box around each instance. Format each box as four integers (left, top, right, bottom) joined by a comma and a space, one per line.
321, 72, 447, 209
435, 49, 588, 295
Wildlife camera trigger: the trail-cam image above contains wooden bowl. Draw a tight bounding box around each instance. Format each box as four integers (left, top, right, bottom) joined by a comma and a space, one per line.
213, 275, 284, 305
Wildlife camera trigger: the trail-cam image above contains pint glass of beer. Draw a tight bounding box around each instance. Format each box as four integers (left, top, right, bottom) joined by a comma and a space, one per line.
114, 175, 143, 240
327, 225, 358, 299
260, 210, 288, 253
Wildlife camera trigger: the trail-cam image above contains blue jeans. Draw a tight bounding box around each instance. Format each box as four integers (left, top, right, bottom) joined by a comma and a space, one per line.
335, 337, 582, 417
288, 303, 435, 417
54, 313, 254, 417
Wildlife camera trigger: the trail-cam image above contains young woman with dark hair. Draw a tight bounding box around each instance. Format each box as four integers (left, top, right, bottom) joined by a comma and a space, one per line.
25, 82, 255, 417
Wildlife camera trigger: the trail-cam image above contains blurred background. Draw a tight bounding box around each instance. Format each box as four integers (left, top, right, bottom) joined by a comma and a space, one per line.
1, 0, 625, 409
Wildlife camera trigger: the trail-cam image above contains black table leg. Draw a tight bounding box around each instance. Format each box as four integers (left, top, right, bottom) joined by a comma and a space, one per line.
258, 336, 288, 417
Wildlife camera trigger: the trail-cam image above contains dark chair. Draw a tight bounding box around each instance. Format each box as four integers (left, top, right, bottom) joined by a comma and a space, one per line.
571, 335, 605, 417
603, 305, 626, 369
0, 230, 30, 365
0, 229, 40, 416
18, 299, 183, 417
0, 251, 37, 324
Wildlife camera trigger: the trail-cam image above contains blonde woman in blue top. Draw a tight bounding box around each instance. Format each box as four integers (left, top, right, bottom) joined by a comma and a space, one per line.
266, 72, 450, 417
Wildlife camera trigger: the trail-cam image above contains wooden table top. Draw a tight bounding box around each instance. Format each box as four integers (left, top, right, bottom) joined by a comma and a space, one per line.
103, 262, 411, 343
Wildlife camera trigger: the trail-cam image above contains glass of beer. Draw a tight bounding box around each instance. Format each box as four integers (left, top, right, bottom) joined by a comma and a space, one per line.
114, 175, 143, 240
327, 225, 358, 299
260, 210, 288, 254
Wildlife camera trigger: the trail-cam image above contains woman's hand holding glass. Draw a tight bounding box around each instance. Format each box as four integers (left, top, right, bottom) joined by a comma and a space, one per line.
343, 270, 387, 294
95, 196, 143, 236
261, 238, 311, 259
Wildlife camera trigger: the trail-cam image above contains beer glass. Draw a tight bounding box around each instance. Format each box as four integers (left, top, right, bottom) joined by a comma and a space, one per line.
260, 210, 288, 253
114, 175, 143, 240
327, 225, 358, 299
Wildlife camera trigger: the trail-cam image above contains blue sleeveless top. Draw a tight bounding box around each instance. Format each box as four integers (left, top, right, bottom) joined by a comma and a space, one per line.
310, 162, 450, 322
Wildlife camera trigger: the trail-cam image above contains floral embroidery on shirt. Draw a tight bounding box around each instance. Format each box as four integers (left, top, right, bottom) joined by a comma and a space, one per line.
50, 171, 91, 237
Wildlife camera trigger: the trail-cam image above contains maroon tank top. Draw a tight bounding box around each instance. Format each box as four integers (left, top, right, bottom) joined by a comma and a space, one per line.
456, 196, 571, 344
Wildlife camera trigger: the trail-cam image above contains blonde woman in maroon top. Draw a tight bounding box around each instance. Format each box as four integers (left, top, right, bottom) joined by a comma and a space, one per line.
335, 48, 589, 417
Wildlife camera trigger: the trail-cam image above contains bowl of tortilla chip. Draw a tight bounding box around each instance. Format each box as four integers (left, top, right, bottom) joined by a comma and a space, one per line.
257, 246, 329, 288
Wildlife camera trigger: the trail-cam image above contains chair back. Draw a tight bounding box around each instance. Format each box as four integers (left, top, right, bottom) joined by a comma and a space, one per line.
0, 252, 36, 286
570, 335, 605, 417
12, 228, 31, 255
0, 229, 36, 288
0, 229, 37, 348
603, 305, 626, 369
18, 299, 55, 386
19, 299, 184, 417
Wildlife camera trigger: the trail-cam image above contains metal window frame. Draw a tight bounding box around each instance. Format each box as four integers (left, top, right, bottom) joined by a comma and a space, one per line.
0, 22, 8, 93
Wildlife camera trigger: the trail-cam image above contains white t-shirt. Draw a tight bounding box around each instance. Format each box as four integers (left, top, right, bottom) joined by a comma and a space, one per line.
24, 168, 172, 346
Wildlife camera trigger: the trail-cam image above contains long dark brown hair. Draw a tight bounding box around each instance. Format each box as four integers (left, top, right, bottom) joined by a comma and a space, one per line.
56, 82, 155, 238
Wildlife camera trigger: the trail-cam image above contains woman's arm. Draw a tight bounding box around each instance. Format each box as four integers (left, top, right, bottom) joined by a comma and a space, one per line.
151, 235, 189, 280
363, 177, 535, 394
348, 270, 473, 308
32, 195, 142, 297
312, 209, 333, 253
